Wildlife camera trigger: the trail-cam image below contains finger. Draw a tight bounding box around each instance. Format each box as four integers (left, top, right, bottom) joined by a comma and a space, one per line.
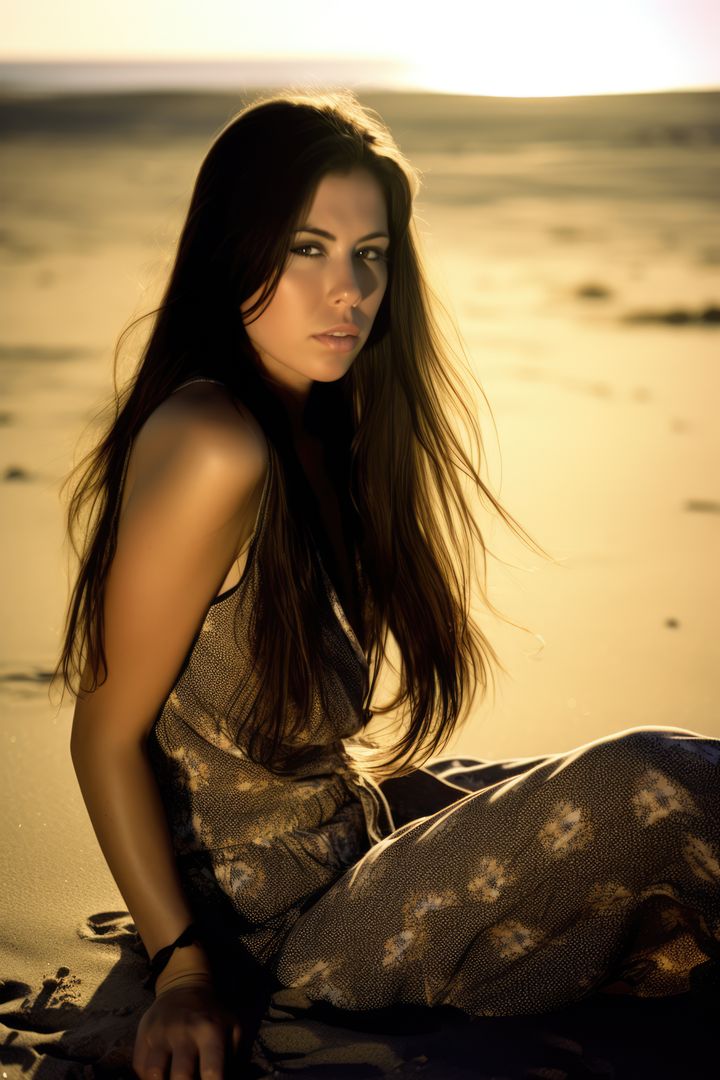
197, 1038, 226, 1080
169, 1045, 198, 1080
232, 1022, 243, 1055
133, 1022, 169, 1079
133, 1039, 169, 1080
137, 1055, 169, 1080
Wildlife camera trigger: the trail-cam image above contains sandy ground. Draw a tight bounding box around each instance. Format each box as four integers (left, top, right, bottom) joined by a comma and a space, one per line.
1, 89, 718, 1076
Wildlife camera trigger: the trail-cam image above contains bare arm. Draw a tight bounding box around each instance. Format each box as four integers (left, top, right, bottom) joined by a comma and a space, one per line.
70, 394, 267, 993
70, 730, 212, 989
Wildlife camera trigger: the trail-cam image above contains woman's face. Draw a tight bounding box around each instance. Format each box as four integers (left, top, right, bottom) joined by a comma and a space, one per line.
241, 167, 390, 399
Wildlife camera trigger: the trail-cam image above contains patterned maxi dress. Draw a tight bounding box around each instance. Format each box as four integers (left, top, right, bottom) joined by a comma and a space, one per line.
144, 377, 720, 1018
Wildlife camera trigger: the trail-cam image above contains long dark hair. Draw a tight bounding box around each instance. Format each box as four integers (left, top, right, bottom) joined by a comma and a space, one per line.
51, 87, 553, 780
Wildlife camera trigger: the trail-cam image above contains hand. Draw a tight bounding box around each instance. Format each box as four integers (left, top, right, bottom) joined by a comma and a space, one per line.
132, 976, 244, 1080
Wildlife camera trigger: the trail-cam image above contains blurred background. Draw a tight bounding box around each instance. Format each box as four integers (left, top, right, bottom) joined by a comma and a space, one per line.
1, 0, 718, 935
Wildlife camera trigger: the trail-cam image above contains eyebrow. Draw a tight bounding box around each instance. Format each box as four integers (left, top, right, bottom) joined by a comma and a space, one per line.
294, 227, 390, 242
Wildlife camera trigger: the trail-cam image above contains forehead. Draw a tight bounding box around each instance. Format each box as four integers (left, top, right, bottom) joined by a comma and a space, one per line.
303, 169, 388, 228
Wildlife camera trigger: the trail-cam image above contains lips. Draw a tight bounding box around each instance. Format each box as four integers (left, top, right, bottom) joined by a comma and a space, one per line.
315, 324, 360, 337
312, 333, 358, 353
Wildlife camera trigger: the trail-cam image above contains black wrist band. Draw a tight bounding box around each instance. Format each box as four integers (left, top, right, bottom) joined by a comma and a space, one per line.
144, 922, 203, 993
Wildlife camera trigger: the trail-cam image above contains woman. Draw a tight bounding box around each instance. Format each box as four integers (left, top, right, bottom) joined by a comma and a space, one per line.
54, 89, 720, 1079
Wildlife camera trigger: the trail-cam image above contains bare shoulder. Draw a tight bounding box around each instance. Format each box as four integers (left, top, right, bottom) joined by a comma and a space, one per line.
146, 380, 268, 462
126, 381, 268, 507
74, 383, 268, 738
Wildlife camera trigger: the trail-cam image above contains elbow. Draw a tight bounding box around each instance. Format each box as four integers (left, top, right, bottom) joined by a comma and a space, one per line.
70, 712, 151, 770
69, 712, 82, 760
69, 720, 91, 773
70, 697, 96, 765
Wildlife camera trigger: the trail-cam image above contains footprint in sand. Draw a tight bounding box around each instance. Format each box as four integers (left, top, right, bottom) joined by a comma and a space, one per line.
0, 967, 82, 1033
0, 978, 32, 1007
0, 963, 139, 1075
78, 909, 138, 943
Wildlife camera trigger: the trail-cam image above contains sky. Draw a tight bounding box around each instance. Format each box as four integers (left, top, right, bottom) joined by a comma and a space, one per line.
2, 0, 719, 96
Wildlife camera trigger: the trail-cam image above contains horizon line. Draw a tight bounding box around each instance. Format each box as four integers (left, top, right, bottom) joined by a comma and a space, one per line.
0, 57, 717, 100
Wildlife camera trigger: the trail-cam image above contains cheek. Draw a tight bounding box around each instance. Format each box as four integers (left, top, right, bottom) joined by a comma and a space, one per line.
248, 289, 307, 354
268, 278, 309, 329
278, 266, 317, 304
243, 278, 296, 330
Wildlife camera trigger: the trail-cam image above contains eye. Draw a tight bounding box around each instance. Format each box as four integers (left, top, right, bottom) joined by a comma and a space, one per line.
358, 247, 389, 262
290, 244, 389, 262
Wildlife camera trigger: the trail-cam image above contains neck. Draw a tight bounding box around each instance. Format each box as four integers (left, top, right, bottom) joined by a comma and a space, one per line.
278, 388, 326, 450
256, 377, 311, 444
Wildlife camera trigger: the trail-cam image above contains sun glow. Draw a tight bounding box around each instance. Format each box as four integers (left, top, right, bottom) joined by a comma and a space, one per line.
402, 1, 686, 97
2, 0, 716, 98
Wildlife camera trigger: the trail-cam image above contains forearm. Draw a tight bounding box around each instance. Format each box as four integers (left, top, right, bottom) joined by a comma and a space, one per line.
70, 730, 211, 986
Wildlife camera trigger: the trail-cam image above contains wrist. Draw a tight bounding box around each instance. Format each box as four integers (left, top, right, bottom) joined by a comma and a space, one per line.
155, 968, 215, 998
156, 940, 211, 981
144, 923, 213, 994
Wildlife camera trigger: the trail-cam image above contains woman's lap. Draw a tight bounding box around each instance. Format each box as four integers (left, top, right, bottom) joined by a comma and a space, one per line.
424, 752, 559, 788
378, 753, 560, 827
270, 725, 720, 1015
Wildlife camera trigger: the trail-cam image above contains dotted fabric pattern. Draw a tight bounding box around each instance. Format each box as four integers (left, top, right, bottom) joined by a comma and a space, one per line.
272, 728, 720, 1012
143, 379, 720, 1012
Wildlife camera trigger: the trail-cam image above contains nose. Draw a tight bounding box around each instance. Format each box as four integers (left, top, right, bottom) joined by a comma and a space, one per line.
328, 258, 363, 309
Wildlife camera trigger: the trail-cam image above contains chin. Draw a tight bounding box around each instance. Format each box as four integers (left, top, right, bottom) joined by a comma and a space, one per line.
315, 361, 356, 384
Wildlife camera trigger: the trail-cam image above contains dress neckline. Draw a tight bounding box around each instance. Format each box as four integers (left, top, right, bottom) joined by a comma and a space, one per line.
210, 453, 368, 671
312, 544, 368, 670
